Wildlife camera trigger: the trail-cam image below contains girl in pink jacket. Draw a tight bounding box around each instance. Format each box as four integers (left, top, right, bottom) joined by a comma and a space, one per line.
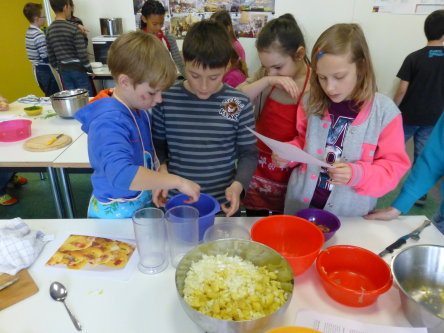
277, 24, 411, 216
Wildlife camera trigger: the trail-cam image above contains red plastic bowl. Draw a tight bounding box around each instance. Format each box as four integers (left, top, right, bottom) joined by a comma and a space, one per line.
316, 245, 393, 307
0, 119, 32, 142
251, 215, 324, 276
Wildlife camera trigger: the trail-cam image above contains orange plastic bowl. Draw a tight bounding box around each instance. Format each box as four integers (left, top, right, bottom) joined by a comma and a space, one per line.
266, 327, 321, 333
251, 215, 324, 276
316, 245, 393, 307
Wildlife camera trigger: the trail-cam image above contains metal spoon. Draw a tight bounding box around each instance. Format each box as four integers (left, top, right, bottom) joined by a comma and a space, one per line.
49, 281, 82, 331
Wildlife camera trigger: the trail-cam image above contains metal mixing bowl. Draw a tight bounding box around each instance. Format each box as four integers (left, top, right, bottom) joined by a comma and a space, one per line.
175, 239, 294, 333
392, 244, 444, 333
50, 89, 89, 118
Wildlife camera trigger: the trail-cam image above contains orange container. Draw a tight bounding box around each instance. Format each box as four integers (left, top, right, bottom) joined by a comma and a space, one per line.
316, 245, 393, 307
266, 327, 321, 333
251, 215, 324, 276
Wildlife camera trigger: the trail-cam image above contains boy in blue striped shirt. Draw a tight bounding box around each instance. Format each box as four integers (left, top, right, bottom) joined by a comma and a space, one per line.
152, 20, 258, 216
23, 2, 59, 97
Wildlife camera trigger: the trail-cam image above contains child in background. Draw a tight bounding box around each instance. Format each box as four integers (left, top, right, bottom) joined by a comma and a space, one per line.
392, 9, 444, 206
23, 2, 59, 97
140, 0, 185, 77
364, 112, 444, 234
210, 9, 248, 87
46, 0, 94, 96
74, 31, 200, 218
281, 24, 410, 217
152, 20, 258, 217
68, 3, 89, 47
239, 14, 310, 216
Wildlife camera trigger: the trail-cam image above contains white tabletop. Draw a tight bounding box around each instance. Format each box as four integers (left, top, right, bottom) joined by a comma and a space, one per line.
1, 216, 443, 333
52, 133, 90, 168
0, 102, 83, 167
91, 65, 111, 77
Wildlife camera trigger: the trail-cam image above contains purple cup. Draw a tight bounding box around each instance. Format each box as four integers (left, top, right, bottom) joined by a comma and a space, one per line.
295, 208, 341, 241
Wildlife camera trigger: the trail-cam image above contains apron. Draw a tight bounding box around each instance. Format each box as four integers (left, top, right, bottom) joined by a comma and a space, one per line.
87, 100, 159, 219
243, 66, 310, 212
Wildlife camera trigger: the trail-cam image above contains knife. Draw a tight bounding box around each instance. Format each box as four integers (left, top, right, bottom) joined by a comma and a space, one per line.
0, 277, 19, 291
378, 219, 431, 257
45, 134, 64, 145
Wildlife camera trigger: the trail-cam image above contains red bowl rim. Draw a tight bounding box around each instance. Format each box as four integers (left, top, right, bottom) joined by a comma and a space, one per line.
251, 215, 325, 259
316, 245, 393, 295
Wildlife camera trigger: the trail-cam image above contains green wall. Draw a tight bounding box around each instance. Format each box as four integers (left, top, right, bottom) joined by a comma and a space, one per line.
0, 0, 44, 102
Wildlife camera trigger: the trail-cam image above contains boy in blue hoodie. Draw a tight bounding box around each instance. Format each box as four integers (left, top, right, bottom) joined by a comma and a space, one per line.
74, 31, 200, 218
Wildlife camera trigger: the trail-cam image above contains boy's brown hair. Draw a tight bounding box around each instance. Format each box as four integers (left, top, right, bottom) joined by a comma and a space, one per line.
23, 3, 42, 23
183, 20, 232, 69
49, 0, 70, 13
107, 31, 176, 89
308, 23, 377, 116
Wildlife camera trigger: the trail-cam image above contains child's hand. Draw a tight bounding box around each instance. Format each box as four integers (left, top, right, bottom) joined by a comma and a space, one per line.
267, 76, 300, 100
0, 96, 9, 111
153, 189, 169, 207
78, 24, 89, 36
177, 178, 201, 204
271, 152, 290, 168
327, 162, 352, 185
221, 181, 243, 217
363, 207, 401, 220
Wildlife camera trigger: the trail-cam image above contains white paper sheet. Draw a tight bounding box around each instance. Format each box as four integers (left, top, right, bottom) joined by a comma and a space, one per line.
246, 127, 332, 168
294, 309, 427, 333
34, 232, 139, 281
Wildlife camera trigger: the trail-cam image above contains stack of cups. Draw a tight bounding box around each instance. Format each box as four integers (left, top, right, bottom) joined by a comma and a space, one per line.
132, 206, 199, 274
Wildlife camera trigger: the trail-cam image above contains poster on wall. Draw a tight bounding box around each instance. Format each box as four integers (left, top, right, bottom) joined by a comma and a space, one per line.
372, 0, 444, 15
134, 0, 275, 38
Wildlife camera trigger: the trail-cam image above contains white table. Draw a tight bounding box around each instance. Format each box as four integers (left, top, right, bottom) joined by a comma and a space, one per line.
0, 102, 84, 218
52, 133, 90, 218
0, 216, 443, 333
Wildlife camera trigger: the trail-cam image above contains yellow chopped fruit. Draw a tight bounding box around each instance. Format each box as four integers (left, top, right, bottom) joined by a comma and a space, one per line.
183, 254, 289, 321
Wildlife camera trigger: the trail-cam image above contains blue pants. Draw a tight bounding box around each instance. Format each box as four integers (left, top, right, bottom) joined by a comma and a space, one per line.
0, 171, 13, 196
35, 66, 59, 97
403, 125, 434, 163
432, 210, 444, 235
60, 69, 94, 97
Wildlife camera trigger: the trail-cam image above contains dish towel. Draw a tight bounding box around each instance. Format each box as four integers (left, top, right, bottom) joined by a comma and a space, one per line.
16, 95, 51, 106
0, 218, 53, 275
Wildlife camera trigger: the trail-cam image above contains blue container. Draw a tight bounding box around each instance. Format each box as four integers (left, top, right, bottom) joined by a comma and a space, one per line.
165, 193, 220, 241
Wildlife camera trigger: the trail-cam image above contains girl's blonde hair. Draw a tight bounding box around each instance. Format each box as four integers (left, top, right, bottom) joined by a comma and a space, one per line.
107, 31, 176, 90
308, 23, 377, 116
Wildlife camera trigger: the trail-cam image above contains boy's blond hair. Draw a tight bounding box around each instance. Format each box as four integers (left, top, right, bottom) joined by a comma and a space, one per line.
107, 31, 176, 89
308, 23, 377, 116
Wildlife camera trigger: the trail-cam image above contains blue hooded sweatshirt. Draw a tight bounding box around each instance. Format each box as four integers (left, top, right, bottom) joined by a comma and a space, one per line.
74, 97, 155, 202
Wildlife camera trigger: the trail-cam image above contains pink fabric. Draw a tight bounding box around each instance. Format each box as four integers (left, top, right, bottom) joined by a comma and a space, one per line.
348, 114, 411, 197
223, 68, 246, 87
233, 40, 246, 61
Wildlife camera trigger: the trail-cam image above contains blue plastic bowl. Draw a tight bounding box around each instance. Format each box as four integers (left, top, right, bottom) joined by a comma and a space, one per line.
165, 193, 220, 241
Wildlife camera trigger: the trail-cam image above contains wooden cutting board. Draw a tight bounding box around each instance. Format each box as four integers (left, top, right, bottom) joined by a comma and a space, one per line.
0, 269, 39, 310
23, 134, 72, 152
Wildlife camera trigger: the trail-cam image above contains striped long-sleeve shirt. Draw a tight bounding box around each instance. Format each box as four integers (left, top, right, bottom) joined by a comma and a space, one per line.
152, 82, 258, 203
25, 25, 50, 66
46, 20, 91, 72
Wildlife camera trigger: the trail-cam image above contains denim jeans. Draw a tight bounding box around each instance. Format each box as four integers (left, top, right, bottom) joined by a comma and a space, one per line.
432, 210, 444, 235
0, 171, 13, 196
35, 66, 60, 97
60, 69, 94, 97
403, 125, 434, 163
